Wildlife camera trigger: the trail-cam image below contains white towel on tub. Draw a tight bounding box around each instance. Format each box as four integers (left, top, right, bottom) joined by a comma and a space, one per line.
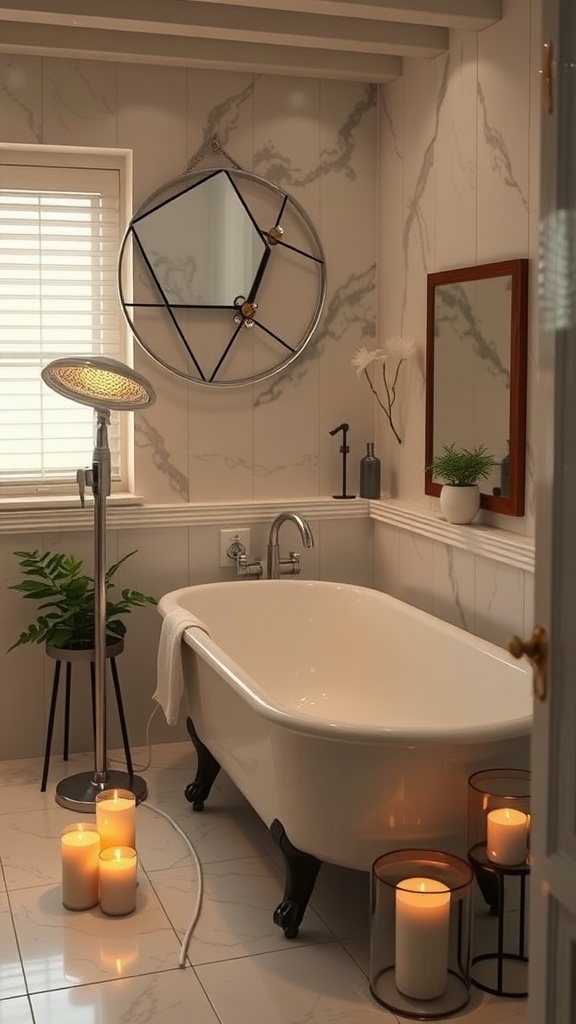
154, 606, 211, 725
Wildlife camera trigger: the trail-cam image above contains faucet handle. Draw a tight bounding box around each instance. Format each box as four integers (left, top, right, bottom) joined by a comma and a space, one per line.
236, 553, 264, 579
279, 551, 301, 576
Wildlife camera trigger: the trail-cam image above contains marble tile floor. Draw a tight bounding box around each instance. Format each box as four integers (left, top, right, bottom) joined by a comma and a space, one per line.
0, 741, 528, 1024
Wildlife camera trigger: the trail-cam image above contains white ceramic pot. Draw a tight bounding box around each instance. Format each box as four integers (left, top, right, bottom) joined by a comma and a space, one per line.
439, 484, 480, 525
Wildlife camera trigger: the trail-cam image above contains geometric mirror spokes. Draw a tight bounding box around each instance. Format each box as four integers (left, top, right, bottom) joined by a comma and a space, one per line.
118, 163, 327, 388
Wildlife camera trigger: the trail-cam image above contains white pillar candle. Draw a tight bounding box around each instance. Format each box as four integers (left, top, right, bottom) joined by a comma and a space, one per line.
486, 808, 528, 865
99, 847, 138, 916
395, 877, 451, 1001
96, 789, 136, 850
61, 823, 100, 911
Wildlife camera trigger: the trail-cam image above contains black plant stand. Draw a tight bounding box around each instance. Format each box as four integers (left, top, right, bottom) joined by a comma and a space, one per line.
42, 639, 133, 792
469, 842, 529, 999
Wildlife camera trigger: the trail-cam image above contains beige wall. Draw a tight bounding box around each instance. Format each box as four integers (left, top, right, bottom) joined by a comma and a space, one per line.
0, 0, 538, 763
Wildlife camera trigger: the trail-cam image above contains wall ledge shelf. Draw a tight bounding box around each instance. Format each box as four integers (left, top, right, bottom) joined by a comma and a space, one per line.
369, 498, 535, 572
0, 496, 369, 536
1, 493, 532, 573
0, 494, 535, 571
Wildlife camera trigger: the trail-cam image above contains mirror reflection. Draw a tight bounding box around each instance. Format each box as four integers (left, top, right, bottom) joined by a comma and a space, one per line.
433, 276, 512, 495
425, 259, 529, 517
132, 171, 268, 307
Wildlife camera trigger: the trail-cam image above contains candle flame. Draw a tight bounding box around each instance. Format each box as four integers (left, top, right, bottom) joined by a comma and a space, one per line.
113, 790, 119, 802
505, 808, 512, 821
114, 848, 122, 860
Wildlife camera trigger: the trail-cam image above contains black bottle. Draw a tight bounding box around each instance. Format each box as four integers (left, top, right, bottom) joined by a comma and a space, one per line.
359, 442, 381, 498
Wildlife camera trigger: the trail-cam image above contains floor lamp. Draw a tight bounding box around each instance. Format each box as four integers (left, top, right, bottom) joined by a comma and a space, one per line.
41, 356, 156, 812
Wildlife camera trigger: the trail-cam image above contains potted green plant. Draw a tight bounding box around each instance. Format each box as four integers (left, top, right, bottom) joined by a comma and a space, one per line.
428, 443, 498, 524
7, 549, 157, 653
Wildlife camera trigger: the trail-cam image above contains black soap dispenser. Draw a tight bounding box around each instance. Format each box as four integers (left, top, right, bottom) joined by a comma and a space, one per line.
360, 442, 381, 498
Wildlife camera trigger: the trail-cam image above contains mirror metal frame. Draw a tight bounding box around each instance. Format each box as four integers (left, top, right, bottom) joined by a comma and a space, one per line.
118, 165, 327, 388
425, 258, 529, 517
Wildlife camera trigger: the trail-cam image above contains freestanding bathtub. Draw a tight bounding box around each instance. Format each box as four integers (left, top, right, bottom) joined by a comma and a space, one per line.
158, 580, 531, 936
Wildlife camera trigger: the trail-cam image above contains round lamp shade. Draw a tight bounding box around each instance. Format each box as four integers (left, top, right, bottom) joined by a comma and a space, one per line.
41, 357, 155, 411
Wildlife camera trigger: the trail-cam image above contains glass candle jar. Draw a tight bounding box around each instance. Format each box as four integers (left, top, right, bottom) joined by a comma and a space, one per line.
370, 848, 473, 1019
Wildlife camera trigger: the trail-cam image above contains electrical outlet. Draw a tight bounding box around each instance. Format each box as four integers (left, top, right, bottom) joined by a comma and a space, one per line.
219, 528, 251, 568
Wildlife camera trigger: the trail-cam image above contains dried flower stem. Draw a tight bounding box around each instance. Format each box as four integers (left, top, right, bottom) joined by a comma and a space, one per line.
363, 361, 405, 444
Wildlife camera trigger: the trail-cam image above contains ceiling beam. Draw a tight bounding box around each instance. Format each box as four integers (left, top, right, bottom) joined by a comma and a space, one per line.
0, 0, 502, 31
0, 0, 448, 58
0, 22, 403, 83
0, 0, 502, 81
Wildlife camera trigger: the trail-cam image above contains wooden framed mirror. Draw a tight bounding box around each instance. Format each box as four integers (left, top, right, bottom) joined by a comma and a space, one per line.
425, 259, 529, 517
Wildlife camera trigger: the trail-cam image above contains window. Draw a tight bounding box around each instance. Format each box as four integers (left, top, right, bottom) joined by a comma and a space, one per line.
0, 146, 132, 500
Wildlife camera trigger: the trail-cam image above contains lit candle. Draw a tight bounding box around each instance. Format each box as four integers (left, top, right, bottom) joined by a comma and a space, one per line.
95, 789, 136, 850
61, 823, 100, 911
99, 847, 138, 916
486, 807, 528, 865
395, 877, 451, 1000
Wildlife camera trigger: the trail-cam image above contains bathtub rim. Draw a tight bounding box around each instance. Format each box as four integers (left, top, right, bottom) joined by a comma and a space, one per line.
160, 580, 533, 746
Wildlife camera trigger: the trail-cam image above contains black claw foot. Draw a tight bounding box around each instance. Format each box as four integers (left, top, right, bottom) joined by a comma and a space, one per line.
270, 818, 322, 938
273, 900, 301, 939
184, 716, 221, 811
184, 782, 206, 812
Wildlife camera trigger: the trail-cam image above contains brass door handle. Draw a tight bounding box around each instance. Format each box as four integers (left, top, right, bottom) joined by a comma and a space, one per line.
508, 625, 548, 701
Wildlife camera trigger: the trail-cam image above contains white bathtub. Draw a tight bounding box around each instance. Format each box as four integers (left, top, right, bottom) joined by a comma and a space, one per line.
159, 580, 531, 875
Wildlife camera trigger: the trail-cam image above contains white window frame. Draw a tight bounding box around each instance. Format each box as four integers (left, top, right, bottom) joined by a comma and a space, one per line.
0, 143, 135, 507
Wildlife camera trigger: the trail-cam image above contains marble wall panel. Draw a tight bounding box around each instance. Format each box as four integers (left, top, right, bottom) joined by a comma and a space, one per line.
474, 557, 526, 648
187, 387, 255, 504
41, 59, 118, 149
397, 530, 436, 618
317, 517, 372, 586
372, 521, 402, 598
186, 69, 255, 171
434, 32, 478, 269
317, 82, 378, 496
0, 55, 42, 143
116, 528, 190, 748
431, 543, 476, 633
116, 63, 189, 206
476, 0, 531, 260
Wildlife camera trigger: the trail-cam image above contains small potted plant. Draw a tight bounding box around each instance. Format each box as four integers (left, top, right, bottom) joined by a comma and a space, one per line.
7, 549, 157, 654
428, 444, 498, 524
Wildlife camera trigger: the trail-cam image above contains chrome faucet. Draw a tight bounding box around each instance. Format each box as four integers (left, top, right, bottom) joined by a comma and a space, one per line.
266, 512, 314, 579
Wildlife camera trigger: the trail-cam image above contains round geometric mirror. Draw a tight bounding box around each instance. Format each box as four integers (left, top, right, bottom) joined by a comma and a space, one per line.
118, 153, 327, 388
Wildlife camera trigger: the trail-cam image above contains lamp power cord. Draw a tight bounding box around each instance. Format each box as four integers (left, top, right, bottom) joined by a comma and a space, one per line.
108, 700, 203, 968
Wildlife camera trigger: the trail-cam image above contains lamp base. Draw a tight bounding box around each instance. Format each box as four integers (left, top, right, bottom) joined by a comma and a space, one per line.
55, 770, 147, 812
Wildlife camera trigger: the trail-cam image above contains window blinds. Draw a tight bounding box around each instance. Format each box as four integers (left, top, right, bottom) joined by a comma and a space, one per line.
0, 160, 125, 490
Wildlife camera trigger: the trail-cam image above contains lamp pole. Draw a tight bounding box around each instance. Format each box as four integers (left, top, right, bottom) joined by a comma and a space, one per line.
93, 410, 110, 785
41, 357, 154, 813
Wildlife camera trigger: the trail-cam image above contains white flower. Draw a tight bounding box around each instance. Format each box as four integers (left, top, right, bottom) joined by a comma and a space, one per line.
381, 335, 417, 360
351, 346, 384, 378
352, 334, 418, 444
